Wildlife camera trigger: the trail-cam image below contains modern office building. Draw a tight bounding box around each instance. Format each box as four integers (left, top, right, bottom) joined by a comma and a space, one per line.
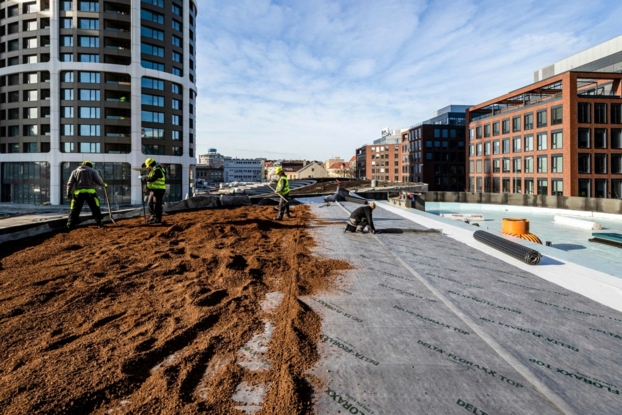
198, 148, 224, 168
400, 105, 469, 190
223, 157, 264, 183
466, 71, 622, 198
0, 0, 198, 205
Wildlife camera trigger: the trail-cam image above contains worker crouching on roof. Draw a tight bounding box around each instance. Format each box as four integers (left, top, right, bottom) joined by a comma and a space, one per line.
274, 166, 291, 220
144, 158, 166, 224
66, 161, 107, 229
346, 202, 377, 234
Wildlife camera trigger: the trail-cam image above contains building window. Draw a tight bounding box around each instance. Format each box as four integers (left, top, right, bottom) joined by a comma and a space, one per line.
595, 129, 607, 148
493, 159, 500, 173
141, 26, 165, 41
524, 113, 533, 130
61, 18, 73, 29
595, 179, 607, 198
61, 1, 73, 11
142, 94, 165, 107
524, 156, 534, 173
79, 54, 99, 63
493, 140, 500, 154
612, 104, 622, 124
537, 179, 548, 195
79, 142, 101, 153
79, 36, 99, 48
493, 177, 500, 193
578, 128, 590, 148
79, 125, 101, 136
79, 1, 100, 12
537, 133, 547, 151
61, 124, 74, 136
551, 105, 563, 125
79, 72, 100, 83
62, 107, 74, 118
484, 159, 491, 173
484, 142, 490, 155
525, 178, 534, 195
142, 144, 165, 155
172, 35, 182, 47
612, 129, 622, 149
476, 143, 482, 156
578, 154, 590, 174
551, 155, 563, 173
550, 130, 562, 149
552, 179, 563, 196
595, 103, 607, 124
142, 127, 164, 139
502, 119, 510, 134
513, 157, 521, 173
578, 102, 591, 123
502, 139, 510, 154
79, 107, 100, 118
78, 18, 99, 30
141, 60, 165, 71
595, 154, 607, 174
537, 156, 548, 173
578, 179, 591, 197
512, 116, 521, 132
536, 110, 547, 128
492, 122, 499, 136
79, 89, 100, 101
484, 124, 490, 138
612, 154, 622, 174
142, 77, 165, 90
141, 42, 165, 57
61, 53, 74, 62
141, 9, 164, 24
502, 158, 510, 173
141, 111, 165, 123
62, 89, 74, 100
476, 160, 482, 173
61, 35, 74, 47
513, 137, 521, 153
524, 134, 533, 151
172, 130, 181, 140
172, 115, 181, 125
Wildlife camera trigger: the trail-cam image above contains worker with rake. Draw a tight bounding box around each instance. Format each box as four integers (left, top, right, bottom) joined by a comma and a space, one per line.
65, 161, 107, 229
144, 158, 166, 224
345, 202, 377, 234
273, 166, 292, 220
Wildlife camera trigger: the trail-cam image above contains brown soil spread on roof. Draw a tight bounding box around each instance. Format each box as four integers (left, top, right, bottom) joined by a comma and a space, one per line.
0, 205, 350, 414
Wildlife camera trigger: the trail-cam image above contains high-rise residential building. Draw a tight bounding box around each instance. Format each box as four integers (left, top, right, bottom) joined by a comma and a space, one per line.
0, 0, 198, 205
466, 71, 622, 198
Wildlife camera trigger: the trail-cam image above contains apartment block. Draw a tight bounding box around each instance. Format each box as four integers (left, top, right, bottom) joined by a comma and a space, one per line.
401, 105, 468, 191
0, 0, 198, 205
466, 71, 622, 198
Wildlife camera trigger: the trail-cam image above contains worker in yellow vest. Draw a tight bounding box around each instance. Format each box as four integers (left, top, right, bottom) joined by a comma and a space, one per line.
274, 166, 291, 220
65, 161, 107, 229
144, 158, 166, 224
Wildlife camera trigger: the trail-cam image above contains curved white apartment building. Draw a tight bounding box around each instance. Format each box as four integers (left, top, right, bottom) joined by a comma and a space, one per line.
0, 0, 197, 205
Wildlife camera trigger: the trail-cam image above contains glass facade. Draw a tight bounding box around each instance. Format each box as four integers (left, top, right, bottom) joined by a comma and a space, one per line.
1, 162, 50, 204
61, 162, 132, 207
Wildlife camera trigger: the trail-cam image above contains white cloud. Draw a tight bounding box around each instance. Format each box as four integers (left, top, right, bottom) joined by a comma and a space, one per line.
194, 0, 622, 161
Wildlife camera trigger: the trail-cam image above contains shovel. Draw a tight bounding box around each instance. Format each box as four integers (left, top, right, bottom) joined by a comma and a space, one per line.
99, 172, 118, 225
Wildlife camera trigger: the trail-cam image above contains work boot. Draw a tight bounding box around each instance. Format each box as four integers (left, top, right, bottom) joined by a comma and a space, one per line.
273, 216, 282, 221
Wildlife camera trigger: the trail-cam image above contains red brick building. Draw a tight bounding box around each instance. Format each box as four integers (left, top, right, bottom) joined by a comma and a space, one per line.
466, 71, 622, 198
355, 141, 403, 182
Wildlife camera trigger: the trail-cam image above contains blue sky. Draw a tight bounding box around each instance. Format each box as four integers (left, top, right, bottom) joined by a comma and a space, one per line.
195, 0, 622, 161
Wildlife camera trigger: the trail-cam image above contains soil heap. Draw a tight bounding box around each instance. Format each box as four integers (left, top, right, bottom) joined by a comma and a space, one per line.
0, 205, 350, 414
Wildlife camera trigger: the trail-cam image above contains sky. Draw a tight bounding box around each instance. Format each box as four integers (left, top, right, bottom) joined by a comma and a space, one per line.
195, 0, 622, 161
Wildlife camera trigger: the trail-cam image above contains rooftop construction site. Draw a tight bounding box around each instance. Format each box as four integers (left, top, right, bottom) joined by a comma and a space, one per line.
2, 180, 622, 415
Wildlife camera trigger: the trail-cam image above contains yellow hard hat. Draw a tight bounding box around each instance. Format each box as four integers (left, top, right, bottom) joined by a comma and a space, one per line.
144, 158, 156, 167
82, 160, 93, 168
275, 166, 283, 174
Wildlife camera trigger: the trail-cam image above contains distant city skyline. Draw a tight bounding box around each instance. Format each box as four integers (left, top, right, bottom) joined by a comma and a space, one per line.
195, 0, 622, 160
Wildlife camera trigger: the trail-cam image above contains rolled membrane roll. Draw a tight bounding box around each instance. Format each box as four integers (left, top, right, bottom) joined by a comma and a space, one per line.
554, 215, 602, 230
473, 230, 542, 265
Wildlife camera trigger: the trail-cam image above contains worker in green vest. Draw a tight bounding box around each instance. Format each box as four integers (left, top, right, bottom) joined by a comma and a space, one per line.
65, 161, 107, 229
274, 166, 291, 220
144, 158, 166, 224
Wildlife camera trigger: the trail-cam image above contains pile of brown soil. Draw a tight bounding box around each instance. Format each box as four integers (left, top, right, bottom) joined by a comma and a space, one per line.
0, 206, 350, 414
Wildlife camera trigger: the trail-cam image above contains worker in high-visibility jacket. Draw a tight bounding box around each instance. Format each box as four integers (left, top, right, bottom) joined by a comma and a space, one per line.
144, 158, 166, 224
274, 166, 291, 220
66, 161, 107, 229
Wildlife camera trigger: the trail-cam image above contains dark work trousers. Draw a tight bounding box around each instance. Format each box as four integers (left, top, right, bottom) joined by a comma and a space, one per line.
148, 189, 166, 221
67, 192, 103, 228
277, 194, 291, 218
349, 217, 369, 232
